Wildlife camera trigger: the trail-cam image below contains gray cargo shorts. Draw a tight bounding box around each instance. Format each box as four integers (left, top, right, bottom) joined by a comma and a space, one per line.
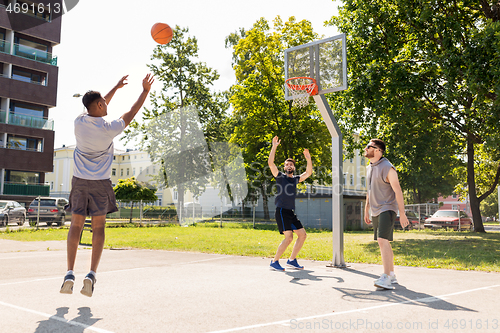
65, 177, 118, 216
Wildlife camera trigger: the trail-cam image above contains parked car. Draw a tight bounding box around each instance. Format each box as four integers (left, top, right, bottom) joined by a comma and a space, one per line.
394, 210, 421, 230
424, 210, 472, 231
0, 200, 26, 226
27, 197, 70, 227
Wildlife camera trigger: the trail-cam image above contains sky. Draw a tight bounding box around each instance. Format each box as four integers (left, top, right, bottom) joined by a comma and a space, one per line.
52, 0, 340, 150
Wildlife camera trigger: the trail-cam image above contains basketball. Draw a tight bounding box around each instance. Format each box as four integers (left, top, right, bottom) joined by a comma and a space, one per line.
151, 23, 173, 45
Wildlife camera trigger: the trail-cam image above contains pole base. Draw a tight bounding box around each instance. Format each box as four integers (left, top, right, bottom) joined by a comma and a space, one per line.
326, 263, 348, 269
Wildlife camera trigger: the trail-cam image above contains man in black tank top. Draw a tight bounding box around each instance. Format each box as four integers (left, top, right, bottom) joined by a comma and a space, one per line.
268, 136, 313, 271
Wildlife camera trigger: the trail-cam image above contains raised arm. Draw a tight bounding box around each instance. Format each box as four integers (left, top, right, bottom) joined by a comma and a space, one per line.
103, 75, 129, 104
299, 149, 312, 182
121, 74, 154, 127
387, 168, 409, 228
268, 136, 280, 178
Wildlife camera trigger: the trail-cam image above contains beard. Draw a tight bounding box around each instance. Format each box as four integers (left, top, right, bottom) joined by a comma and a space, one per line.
364, 151, 374, 158
286, 168, 294, 175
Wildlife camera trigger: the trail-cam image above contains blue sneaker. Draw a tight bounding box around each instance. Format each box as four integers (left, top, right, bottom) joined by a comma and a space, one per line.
270, 260, 285, 271
286, 259, 304, 270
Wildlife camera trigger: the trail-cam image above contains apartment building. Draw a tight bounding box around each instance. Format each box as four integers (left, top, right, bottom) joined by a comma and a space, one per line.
0, 0, 62, 205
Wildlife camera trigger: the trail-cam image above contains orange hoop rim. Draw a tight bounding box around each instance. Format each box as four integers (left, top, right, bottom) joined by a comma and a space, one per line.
285, 77, 319, 95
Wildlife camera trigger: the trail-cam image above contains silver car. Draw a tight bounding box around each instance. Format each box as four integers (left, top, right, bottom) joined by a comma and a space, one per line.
0, 200, 26, 226
27, 197, 70, 227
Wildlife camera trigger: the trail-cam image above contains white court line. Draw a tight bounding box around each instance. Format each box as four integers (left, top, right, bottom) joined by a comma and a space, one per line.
206, 284, 500, 333
0, 300, 115, 333
0, 256, 228, 287
0, 267, 152, 287
0, 252, 67, 260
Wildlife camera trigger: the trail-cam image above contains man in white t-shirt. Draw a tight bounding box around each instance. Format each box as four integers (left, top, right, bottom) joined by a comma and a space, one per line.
60, 74, 154, 297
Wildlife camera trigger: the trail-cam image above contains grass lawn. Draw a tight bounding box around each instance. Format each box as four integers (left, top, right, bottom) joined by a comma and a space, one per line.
1, 223, 499, 272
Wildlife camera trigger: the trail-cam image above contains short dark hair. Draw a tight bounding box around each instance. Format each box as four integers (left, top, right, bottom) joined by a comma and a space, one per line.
284, 158, 296, 166
82, 90, 102, 109
370, 139, 386, 153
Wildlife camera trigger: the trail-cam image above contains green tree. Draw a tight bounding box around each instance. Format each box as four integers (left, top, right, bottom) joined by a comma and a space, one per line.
328, 0, 500, 232
480, 188, 498, 220
114, 177, 158, 223
226, 17, 332, 219
124, 26, 230, 222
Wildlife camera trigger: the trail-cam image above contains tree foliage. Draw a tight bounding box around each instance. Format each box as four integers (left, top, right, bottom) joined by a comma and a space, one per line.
124, 26, 230, 221
328, 0, 500, 231
226, 17, 332, 218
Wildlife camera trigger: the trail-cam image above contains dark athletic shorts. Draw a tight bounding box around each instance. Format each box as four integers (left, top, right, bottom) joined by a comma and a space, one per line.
65, 177, 119, 216
372, 210, 396, 241
275, 207, 304, 234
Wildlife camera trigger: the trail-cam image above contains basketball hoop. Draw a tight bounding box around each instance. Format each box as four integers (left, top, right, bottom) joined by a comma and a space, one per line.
285, 77, 318, 108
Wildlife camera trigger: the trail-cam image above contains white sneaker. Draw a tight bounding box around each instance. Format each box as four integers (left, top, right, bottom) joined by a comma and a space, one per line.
390, 274, 398, 284
374, 274, 395, 290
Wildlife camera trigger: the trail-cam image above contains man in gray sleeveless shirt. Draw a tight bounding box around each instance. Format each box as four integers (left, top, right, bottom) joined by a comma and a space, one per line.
364, 139, 408, 290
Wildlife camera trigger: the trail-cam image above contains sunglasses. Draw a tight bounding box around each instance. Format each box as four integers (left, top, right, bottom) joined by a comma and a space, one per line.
366, 145, 379, 150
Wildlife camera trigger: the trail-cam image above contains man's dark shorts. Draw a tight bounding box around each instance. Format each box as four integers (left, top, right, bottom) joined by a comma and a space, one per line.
372, 210, 396, 241
275, 207, 304, 234
65, 177, 119, 216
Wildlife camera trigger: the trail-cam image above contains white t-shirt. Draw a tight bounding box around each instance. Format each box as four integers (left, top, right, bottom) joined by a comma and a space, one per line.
73, 113, 125, 180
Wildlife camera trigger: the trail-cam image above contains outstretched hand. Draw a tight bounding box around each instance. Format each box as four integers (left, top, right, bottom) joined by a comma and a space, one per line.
303, 148, 311, 160
142, 74, 154, 92
272, 136, 280, 147
116, 75, 129, 89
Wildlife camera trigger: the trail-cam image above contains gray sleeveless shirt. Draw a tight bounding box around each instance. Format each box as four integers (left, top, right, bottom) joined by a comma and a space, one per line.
367, 157, 399, 216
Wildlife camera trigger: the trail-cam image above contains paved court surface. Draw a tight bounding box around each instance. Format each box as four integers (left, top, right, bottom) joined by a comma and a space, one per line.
0, 239, 499, 333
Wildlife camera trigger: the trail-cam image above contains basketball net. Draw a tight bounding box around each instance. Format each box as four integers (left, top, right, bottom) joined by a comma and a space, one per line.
285, 77, 318, 108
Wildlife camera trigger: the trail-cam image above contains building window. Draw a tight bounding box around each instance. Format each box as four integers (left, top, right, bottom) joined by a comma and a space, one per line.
361, 157, 366, 165
343, 173, 347, 185
134, 155, 137, 159
452, 204, 458, 210
350, 174, 354, 186
174, 190, 178, 200
113, 156, 116, 160
452, 193, 457, 199
10, 101, 44, 118
50, 181, 54, 190
6, 135, 43, 152
146, 167, 149, 174
122, 156, 125, 161
153, 166, 156, 173
361, 177, 366, 187
120, 169, 123, 176
4, 170, 39, 184
11, 67, 46, 85
112, 168, 116, 176
140, 167, 143, 174
128, 156, 130, 160
127, 168, 129, 176
133, 168, 136, 176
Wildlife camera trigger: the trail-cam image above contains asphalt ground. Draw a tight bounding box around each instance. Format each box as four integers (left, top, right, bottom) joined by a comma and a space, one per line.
0, 238, 499, 333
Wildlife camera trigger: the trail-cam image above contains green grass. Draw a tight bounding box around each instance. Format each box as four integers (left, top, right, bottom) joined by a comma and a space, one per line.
1, 223, 499, 272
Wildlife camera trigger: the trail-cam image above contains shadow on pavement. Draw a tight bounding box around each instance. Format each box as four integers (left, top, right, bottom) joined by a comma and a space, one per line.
34, 306, 102, 333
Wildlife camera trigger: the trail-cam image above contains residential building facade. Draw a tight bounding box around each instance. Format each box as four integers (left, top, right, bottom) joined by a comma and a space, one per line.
0, 0, 62, 206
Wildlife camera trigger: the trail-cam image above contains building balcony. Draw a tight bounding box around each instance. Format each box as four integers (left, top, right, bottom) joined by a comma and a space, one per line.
0, 110, 54, 130
13, 43, 57, 66
0, 39, 9, 54
2, 182, 50, 196
0, 40, 57, 66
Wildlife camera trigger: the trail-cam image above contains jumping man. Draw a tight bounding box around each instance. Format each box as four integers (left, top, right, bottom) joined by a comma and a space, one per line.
268, 136, 312, 271
61, 74, 154, 297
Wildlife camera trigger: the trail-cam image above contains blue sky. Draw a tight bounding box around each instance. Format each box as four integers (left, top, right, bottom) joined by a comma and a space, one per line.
52, 0, 340, 150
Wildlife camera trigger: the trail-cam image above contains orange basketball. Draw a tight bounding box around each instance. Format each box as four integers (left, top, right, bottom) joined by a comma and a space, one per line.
151, 23, 173, 45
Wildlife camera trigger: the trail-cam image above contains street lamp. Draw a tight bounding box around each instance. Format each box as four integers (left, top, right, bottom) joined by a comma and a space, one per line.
73, 93, 86, 113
